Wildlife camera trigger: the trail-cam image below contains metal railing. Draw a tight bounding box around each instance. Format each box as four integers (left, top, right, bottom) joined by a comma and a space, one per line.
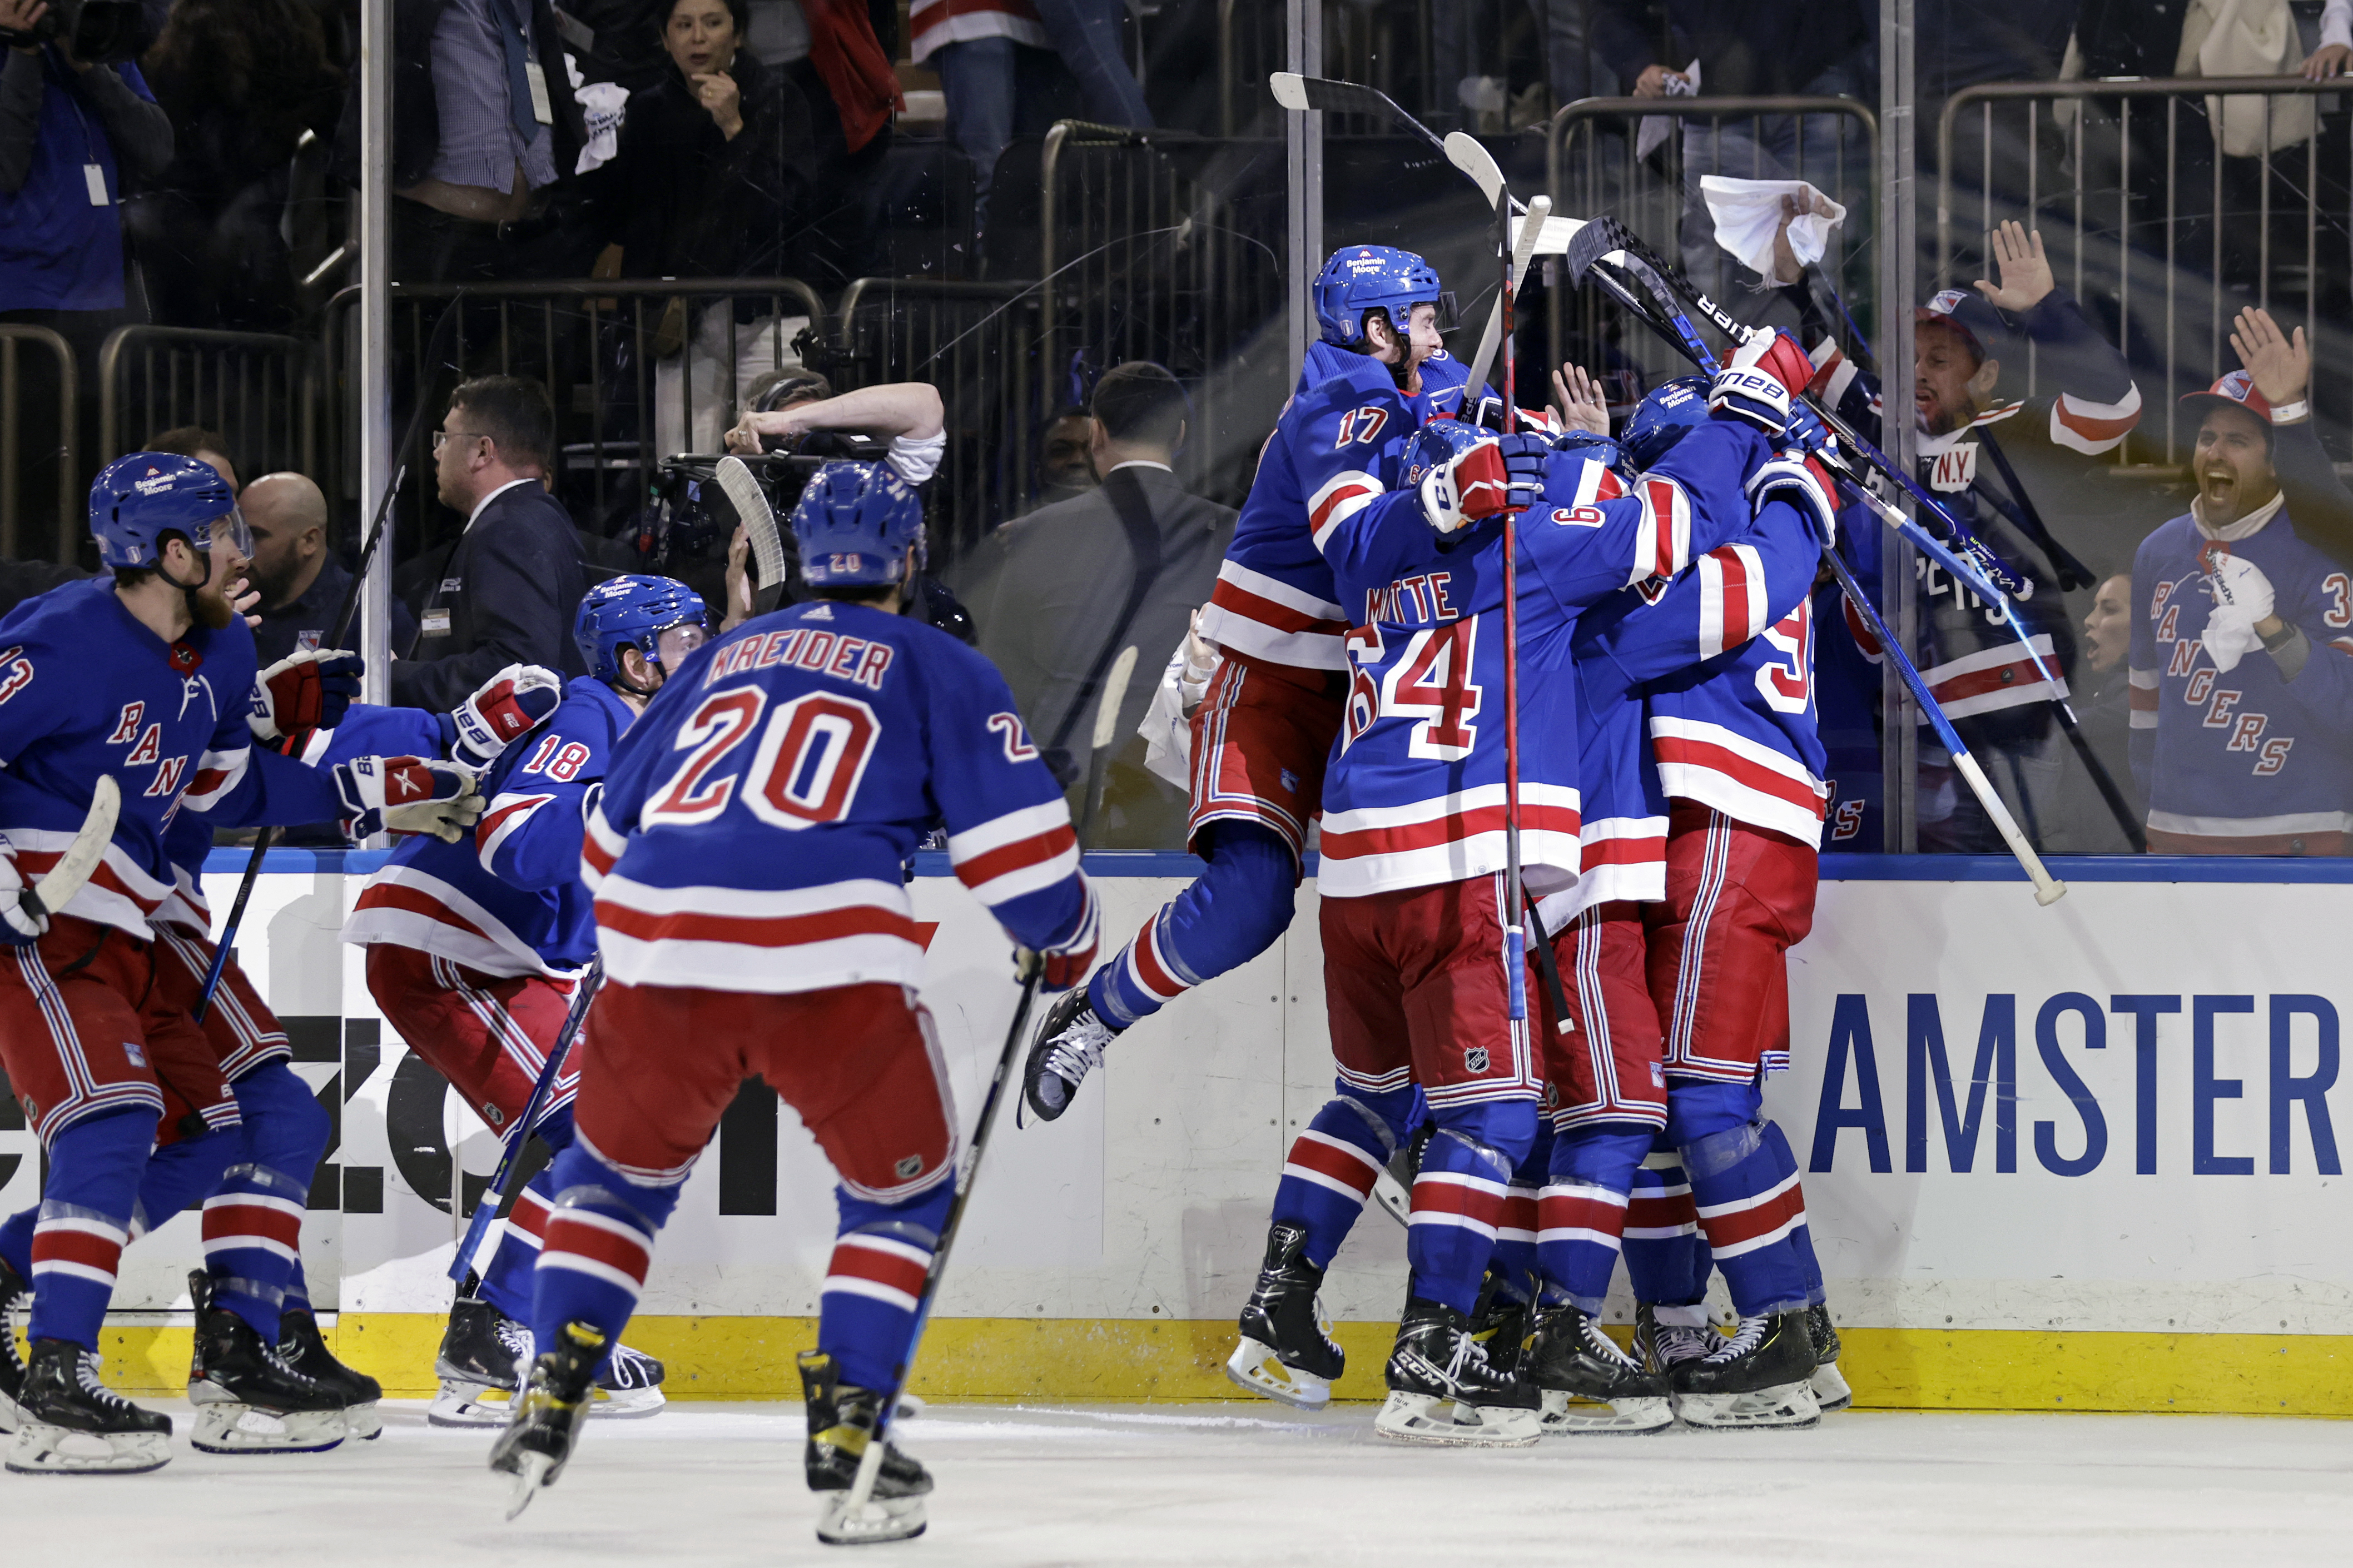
0, 326, 76, 563
1545, 94, 1880, 391
97, 326, 318, 487
1937, 75, 2352, 463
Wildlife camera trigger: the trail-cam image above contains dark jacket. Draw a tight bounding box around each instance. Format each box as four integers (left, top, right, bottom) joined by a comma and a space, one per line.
602, 48, 813, 283
390, 480, 589, 710
254, 554, 421, 669
334, 0, 590, 191
1591, 0, 1872, 96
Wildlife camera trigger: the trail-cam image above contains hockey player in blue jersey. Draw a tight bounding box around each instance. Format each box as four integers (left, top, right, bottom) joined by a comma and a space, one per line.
346, 578, 708, 1424
491, 461, 1099, 1537
1020, 246, 1490, 1125
0, 454, 478, 1474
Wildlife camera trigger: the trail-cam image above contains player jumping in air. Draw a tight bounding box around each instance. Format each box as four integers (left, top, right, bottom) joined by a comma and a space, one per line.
490, 461, 1099, 1540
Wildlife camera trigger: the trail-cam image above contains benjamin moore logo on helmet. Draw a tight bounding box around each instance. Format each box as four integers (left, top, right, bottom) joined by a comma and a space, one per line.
132, 469, 176, 495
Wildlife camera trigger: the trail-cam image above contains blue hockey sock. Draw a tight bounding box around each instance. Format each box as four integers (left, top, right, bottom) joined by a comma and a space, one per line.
1270, 1084, 1414, 1270
819, 1180, 956, 1393
1536, 1123, 1654, 1316
1669, 1080, 1813, 1318
131, 1124, 240, 1233
1407, 1100, 1537, 1317
530, 1141, 681, 1377
0, 1203, 30, 1280
1620, 1138, 1711, 1309
284, 1256, 311, 1316
1088, 822, 1295, 1029
197, 1062, 329, 1340
1490, 1120, 1552, 1305
26, 1109, 152, 1351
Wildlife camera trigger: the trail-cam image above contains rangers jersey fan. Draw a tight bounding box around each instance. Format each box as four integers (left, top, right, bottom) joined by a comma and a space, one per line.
585, 599, 1096, 993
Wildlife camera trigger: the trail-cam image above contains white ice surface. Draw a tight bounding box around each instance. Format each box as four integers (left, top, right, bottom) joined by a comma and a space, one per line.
8, 1400, 2348, 1566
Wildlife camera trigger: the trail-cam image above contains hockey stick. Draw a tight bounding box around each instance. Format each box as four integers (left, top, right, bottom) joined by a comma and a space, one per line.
1562, 219, 2138, 855
1269, 72, 1450, 156
1496, 184, 1532, 1024
448, 956, 603, 1285
1071, 643, 1139, 848
827, 953, 1048, 1543
17, 775, 123, 928
1561, 243, 2066, 902
195, 292, 469, 1024
714, 455, 788, 595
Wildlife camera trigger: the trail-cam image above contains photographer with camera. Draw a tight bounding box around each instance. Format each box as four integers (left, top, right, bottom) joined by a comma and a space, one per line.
2, 0, 171, 520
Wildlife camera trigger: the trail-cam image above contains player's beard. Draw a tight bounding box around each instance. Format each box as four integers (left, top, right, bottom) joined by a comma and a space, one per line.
188, 564, 241, 630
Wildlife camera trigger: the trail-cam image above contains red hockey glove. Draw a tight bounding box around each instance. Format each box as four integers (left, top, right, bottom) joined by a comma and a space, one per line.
1746, 449, 1842, 547
1417, 433, 1550, 534
448, 663, 564, 770
248, 649, 364, 744
1708, 330, 1816, 435
334, 756, 485, 843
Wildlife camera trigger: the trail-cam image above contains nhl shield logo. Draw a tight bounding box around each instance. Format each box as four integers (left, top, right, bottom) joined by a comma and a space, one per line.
1464, 1046, 1490, 1074
895, 1154, 924, 1179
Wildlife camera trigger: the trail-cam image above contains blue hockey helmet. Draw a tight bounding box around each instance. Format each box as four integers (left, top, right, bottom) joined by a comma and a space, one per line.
88, 452, 247, 571
1401, 416, 1493, 492
1551, 429, 1624, 472
1313, 245, 1455, 347
1621, 376, 1711, 471
791, 460, 926, 587
574, 574, 709, 684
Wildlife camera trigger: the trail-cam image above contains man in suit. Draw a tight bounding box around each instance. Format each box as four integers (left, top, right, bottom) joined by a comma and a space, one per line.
968, 361, 1236, 849
391, 375, 589, 710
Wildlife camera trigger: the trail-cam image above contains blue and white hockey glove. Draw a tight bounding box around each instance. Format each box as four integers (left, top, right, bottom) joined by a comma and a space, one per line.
1418, 433, 1549, 535
1748, 449, 1841, 548
2201, 550, 2276, 674
1707, 331, 1815, 435
445, 663, 564, 771
249, 649, 364, 744
0, 834, 46, 947
334, 756, 485, 844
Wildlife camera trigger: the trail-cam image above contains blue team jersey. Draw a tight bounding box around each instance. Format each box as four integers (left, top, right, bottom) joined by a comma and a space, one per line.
0, 578, 339, 938
2128, 506, 2353, 852
1314, 420, 1768, 898
345, 680, 626, 975
586, 600, 1096, 995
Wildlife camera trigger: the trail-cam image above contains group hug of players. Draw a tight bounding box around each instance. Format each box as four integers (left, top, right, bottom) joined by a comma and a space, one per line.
0, 238, 1850, 1535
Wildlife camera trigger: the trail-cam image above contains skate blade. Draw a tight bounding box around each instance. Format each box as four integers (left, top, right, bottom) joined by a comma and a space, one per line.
342, 1401, 385, 1440
894, 1392, 926, 1421
1537, 1388, 1674, 1436
1811, 1361, 1853, 1412
589, 1382, 667, 1420
190, 1402, 347, 1455
1674, 1379, 1823, 1431
431, 1380, 515, 1428
816, 1489, 928, 1545
1373, 1391, 1541, 1447
1371, 1168, 1413, 1228
5, 1422, 172, 1475
1222, 1337, 1331, 1411
503, 1450, 554, 1520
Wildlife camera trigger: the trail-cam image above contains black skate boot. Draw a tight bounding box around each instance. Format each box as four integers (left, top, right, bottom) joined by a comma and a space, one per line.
433, 1286, 530, 1427
278, 1307, 384, 1439
800, 1350, 932, 1545
1806, 1301, 1851, 1411
0, 1252, 29, 1435
1521, 1302, 1673, 1435
186, 1271, 346, 1455
1467, 1268, 1529, 1378
1371, 1120, 1433, 1226
1374, 1297, 1542, 1446
6, 1337, 172, 1474
489, 1319, 604, 1519
1631, 1300, 1714, 1380
594, 1341, 667, 1418
1021, 987, 1117, 1122
1670, 1309, 1822, 1430
1224, 1222, 1345, 1409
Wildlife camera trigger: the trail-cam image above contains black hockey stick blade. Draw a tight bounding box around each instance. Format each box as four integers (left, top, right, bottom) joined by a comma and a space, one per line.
1267, 72, 1447, 152
1561, 215, 1637, 288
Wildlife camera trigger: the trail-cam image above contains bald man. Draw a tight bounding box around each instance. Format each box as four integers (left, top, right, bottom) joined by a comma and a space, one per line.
242, 472, 418, 666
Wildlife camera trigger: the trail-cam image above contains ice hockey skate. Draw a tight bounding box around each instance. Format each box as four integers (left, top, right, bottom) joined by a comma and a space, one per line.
0, 1253, 28, 1434
1631, 1300, 1714, 1379
1466, 1269, 1528, 1377
185, 1270, 346, 1455
1520, 1302, 1673, 1435
1670, 1310, 1823, 1430
594, 1341, 668, 1418
1808, 1301, 1851, 1411
489, 1319, 605, 1519
431, 1291, 530, 1427
279, 1307, 384, 1439
6, 1337, 173, 1474
1373, 1298, 1542, 1447
1021, 988, 1116, 1122
1223, 1222, 1344, 1409
801, 1350, 932, 1545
